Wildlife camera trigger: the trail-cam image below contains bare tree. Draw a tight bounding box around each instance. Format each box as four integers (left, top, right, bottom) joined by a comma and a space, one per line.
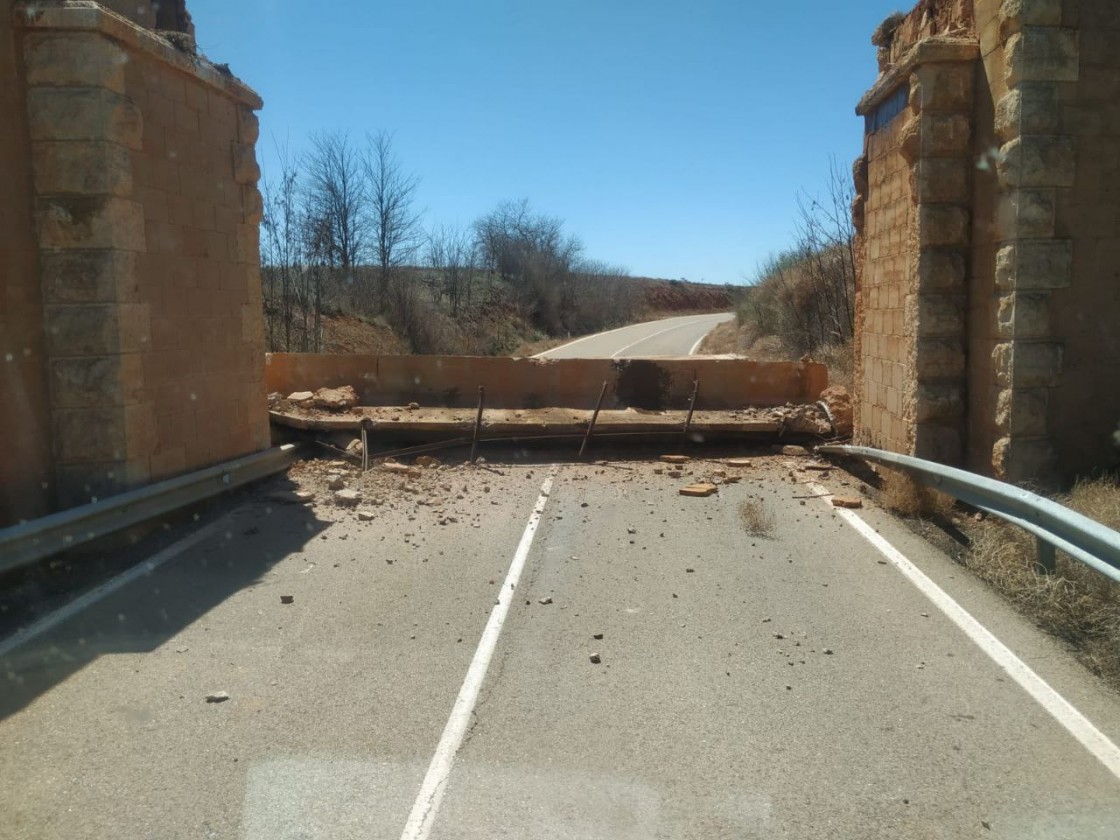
427, 224, 476, 317
363, 131, 423, 306
261, 138, 307, 352
304, 131, 367, 273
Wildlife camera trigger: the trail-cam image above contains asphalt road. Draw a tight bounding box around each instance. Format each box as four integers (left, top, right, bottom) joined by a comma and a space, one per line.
537, 312, 735, 358
2, 452, 1120, 839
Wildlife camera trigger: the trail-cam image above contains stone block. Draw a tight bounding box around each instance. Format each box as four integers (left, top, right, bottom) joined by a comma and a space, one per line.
995, 387, 1049, 436
915, 382, 964, 422
996, 189, 1055, 239
999, 0, 1064, 34
921, 114, 972, 157
24, 32, 126, 92
991, 435, 1056, 485
49, 354, 143, 408
997, 135, 1075, 188
53, 461, 128, 508
913, 424, 962, 463
235, 223, 260, 264
993, 340, 1063, 387
919, 205, 970, 247
53, 407, 126, 463
32, 141, 132, 197
231, 143, 260, 184
994, 84, 1060, 142
915, 338, 966, 378
996, 292, 1051, 338
41, 250, 140, 304
35, 196, 145, 251
1005, 28, 1079, 86
912, 63, 975, 113
27, 87, 142, 149
915, 293, 966, 338
918, 248, 966, 292
125, 404, 158, 460
237, 108, 260, 145
243, 186, 263, 223
994, 239, 1071, 290
916, 158, 970, 203
899, 115, 921, 165
46, 305, 120, 357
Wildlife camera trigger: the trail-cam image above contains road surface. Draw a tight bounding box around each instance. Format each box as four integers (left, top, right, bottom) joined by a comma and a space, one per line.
537, 312, 735, 358
2, 451, 1119, 839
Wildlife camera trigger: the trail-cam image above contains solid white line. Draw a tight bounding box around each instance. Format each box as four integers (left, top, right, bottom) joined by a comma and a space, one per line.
0, 518, 224, 659
806, 480, 1120, 781
532, 320, 665, 358
689, 313, 735, 355
399, 468, 558, 840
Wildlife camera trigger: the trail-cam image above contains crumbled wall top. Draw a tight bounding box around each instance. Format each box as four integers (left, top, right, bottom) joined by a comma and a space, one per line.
874, 0, 976, 74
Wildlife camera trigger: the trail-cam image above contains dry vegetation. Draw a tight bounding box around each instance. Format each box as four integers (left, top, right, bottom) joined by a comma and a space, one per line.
966, 478, 1120, 689
740, 499, 776, 537
880, 468, 954, 518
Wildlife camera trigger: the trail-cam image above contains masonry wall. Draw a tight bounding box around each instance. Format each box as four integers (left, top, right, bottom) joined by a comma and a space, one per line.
1048, 0, 1120, 478
857, 116, 914, 453
0, 3, 53, 524
1, 1, 269, 523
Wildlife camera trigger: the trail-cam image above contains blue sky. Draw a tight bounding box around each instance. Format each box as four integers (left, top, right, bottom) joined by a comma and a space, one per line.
189, 0, 899, 284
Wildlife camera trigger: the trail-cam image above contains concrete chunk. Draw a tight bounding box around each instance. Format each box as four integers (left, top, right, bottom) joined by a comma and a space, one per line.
679, 483, 718, 497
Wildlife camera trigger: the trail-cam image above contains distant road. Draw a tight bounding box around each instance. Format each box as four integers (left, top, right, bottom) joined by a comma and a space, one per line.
535, 312, 735, 358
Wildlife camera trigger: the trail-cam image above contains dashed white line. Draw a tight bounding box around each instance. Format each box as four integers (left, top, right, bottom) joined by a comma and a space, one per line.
806, 479, 1120, 782
399, 467, 558, 840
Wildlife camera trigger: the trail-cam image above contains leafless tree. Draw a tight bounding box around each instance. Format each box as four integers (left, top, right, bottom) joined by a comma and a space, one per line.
261, 139, 309, 352
427, 224, 476, 317
304, 130, 367, 273
363, 130, 423, 306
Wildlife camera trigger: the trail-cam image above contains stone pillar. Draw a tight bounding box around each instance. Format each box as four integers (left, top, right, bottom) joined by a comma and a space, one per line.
22, 21, 154, 505
989, 0, 1077, 484
899, 49, 976, 463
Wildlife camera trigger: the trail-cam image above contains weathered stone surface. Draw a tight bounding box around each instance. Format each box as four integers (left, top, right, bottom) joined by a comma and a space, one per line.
992, 435, 1056, 484
995, 387, 1049, 436
996, 292, 1052, 338
35, 196, 145, 251
921, 113, 972, 157
915, 158, 970, 203
915, 382, 964, 422
53, 407, 126, 462
999, 0, 1064, 34
243, 185, 263, 224
831, 496, 863, 509
27, 87, 143, 149
24, 32, 127, 91
49, 354, 143, 408
994, 84, 1060, 142
995, 240, 1071, 290
918, 248, 966, 292
997, 135, 1076, 188
32, 141, 132, 197
333, 488, 362, 506
231, 143, 260, 184
912, 62, 974, 113
993, 340, 1063, 387
237, 107, 260, 144
996, 188, 1055, 239
919, 205, 969, 247
1005, 28, 1079, 87
818, 385, 854, 437
288, 391, 314, 403
914, 293, 965, 338
679, 483, 718, 498
313, 385, 358, 410
913, 424, 962, 463
41, 250, 139, 304
914, 338, 966, 379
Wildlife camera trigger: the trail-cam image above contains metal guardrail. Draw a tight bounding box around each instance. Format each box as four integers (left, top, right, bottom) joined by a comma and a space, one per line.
817, 445, 1120, 585
0, 444, 303, 575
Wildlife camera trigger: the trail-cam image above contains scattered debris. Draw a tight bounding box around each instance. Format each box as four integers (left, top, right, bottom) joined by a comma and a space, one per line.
407, 402, 420, 410
358, 510, 375, 521
779, 445, 810, 456
333, 488, 362, 506
268, 490, 315, 505
627, 527, 637, 534
660, 455, 691, 464
287, 391, 314, 404
280, 595, 294, 604
592, 633, 604, 640
326, 473, 346, 490
726, 458, 753, 468
818, 385, 853, 437
415, 455, 441, 468
205, 691, 230, 703
800, 461, 832, 471
538, 596, 553, 605
679, 483, 718, 498
312, 385, 358, 411
831, 496, 863, 509
382, 463, 422, 479
345, 438, 363, 456
823, 648, 834, 655
589, 653, 602, 664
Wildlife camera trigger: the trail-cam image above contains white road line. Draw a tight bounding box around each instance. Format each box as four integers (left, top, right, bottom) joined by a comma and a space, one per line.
532, 320, 667, 358
399, 467, 558, 840
610, 320, 698, 358
688, 314, 733, 355
0, 518, 224, 659
806, 480, 1120, 781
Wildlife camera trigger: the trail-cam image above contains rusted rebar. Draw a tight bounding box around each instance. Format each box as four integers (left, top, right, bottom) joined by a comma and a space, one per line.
683, 378, 700, 439
578, 381, 609, 459
469, 386, 485, 463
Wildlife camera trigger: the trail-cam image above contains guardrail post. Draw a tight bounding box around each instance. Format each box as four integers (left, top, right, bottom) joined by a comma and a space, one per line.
1035, 537, 1057, 575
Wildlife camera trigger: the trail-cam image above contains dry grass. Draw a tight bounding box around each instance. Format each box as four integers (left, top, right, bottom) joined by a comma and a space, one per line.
740, 499, 776, 537
966, 477, 1120, 689
815, 341, 854, 391
695, 320, 743, 355
880, 469, 954, 518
